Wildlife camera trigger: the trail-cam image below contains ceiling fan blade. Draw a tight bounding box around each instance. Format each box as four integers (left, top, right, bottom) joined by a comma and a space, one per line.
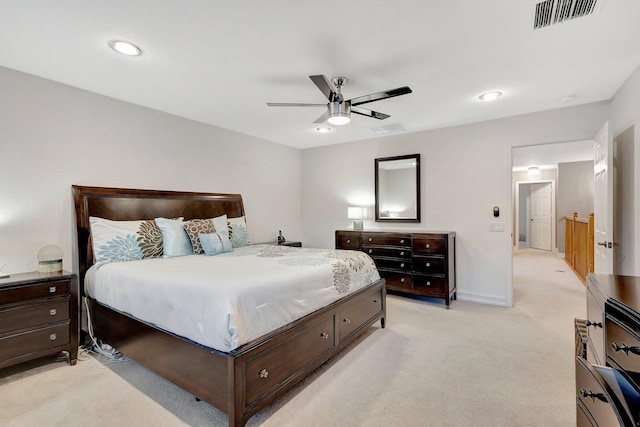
267, 102, 326, 107
312, 110, 330, 124
351, 106, 390, 120
309, 75, 338, 102
349, 86, 412, 107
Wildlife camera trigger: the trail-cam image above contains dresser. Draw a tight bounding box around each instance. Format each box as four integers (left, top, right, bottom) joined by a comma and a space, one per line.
576, 274, 640, 426
335, 230, 456, 308
0, 271, 79, 369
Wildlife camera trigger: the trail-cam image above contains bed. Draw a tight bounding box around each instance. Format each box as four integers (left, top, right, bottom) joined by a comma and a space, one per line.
72, 185, 386, 427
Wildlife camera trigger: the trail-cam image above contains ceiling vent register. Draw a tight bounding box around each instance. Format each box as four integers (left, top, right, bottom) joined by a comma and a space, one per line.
534, 0, 599, 29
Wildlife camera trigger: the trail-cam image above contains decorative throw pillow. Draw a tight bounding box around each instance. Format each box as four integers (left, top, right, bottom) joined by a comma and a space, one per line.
227, 216, 252, 248
89, 217, 164, 266
199, 232, 233, 256
211, 214, 228, 238
183, 219, 216, 254
155, 217, 193, 257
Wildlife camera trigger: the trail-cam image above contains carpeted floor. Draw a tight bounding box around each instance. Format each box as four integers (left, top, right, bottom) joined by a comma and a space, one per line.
0, 248, 586, 426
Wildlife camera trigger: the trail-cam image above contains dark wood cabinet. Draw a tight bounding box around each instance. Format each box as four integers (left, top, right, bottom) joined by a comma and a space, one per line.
576, 274, 640, 426
0, 271, 78, 369
336, 230, 456, 308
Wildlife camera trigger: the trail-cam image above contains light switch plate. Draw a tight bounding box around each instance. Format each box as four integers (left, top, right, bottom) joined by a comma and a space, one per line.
489, 222, 505, 232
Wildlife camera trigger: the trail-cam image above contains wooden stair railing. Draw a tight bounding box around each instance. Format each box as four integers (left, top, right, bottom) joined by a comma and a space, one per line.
564, 212, 594, 284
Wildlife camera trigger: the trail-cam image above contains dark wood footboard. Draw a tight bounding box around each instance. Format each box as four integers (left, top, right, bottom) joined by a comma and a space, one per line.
88, 278, 385, 427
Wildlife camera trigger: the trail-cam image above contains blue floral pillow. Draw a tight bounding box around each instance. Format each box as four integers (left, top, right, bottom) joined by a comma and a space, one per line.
227, 216, 252, 248
89, 217, 164, 266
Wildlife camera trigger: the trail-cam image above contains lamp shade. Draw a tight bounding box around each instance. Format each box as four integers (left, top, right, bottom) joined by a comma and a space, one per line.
347, 207, 364, 219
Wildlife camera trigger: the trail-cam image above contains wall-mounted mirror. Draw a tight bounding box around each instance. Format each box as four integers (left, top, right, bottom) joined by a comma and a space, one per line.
375, 154, 421, 222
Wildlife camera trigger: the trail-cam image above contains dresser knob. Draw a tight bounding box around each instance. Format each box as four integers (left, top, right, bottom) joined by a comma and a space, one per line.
400, 239, 405, 244
369, 238, 372, 242
400, 263, 405, 268
612, 342, 640, 355
320, 332, 329, 339
49, 286, 56, 294
369, 249, 373, 254
49, 309, 57, 316
400, 278, 405, 282
346, 239, 351, 244
343, 318, 351, 324
426, 281, 431, 286
425, 244, 430, 249
49, 334, 57, 341
580, 388, 607, 403
426, 263, 431, 267
400, 251, 405, 256
259, 369, 269, 379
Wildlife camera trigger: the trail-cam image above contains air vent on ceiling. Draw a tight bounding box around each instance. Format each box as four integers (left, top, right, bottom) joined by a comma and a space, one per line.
369, 122, 410, 135
534, 0, 600, 29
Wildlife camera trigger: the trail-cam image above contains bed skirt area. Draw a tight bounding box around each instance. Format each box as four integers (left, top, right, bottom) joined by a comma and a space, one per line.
88, 278, 386, 427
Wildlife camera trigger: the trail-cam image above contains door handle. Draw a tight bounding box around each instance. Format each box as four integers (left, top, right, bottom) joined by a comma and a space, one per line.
597, 241, 607, 247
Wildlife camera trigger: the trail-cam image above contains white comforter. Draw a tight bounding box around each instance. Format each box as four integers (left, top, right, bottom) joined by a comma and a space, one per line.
85, 244, 380, 352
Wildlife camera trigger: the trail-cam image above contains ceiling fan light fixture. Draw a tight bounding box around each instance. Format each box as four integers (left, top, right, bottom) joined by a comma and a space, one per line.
328, 101, 351, 126
328, 114, 350, 126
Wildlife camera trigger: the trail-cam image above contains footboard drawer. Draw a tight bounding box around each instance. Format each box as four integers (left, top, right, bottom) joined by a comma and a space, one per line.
244, 315, 336, 407
338, 286, 384, 342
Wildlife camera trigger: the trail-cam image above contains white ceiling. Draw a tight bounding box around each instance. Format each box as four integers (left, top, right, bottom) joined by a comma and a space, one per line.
1, 0, 639, 150
512, 139, 595, 170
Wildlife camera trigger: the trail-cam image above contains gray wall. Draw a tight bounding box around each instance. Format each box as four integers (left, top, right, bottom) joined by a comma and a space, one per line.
556, 161, 594, 253
614, 125, 635, 273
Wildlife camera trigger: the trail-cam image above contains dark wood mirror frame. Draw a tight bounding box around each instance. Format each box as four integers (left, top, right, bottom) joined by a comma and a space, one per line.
375, 153, 421, 223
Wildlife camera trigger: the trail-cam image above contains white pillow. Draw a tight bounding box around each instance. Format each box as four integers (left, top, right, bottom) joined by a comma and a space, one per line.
155, 217, 193, 257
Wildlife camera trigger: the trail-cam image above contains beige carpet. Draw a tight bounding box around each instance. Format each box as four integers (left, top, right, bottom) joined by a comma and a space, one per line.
0, 248, 586, 426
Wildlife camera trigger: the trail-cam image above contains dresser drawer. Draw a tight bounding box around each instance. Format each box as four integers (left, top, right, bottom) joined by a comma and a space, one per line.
586, 285, 605, 365
606, 315, 640, 376
338, 286, 384, 342
0, 297, 70, 335
412, 237, 446, 255
0, 323, 70, 361
381, 272, 413, 291
413, 275, 446, 294
336, 232, 361, 250
575, 357, 636, 427
244, 315, 335, 406
373, 258, 412, 272
362, 233, 411, 247
362, 246, 411, 259
0, 280, 69, 306
412, 256, 446, 275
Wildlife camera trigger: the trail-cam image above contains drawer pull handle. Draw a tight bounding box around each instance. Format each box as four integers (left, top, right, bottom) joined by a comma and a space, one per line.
346, 239, 351, 244
580, 388, 607, 403
369, 249, 373, 254
49, 309, 57, 316
49, 286, 57, 294
343, 318, 351, 324
426, 263, 431, 267
373, 299, 379, 303
400, 278, 405, 282
369, 238, 372, 242
400, 251, 405, 256
585, 320, 603, 329
426, 281, 431, 286
49, 333, 57, 341
425, 244, 430, 249
400, 239, 405, 244
259, 369, 269, 379
612, 342, 640, 356
400, 263, 405, 268
320, 332, 329, 339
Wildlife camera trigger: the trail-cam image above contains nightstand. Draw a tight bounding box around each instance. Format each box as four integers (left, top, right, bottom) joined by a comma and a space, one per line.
0, 271, 78, 369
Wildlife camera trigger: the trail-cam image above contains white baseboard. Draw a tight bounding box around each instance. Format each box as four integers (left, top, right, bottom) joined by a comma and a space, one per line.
457, 291, 510, 307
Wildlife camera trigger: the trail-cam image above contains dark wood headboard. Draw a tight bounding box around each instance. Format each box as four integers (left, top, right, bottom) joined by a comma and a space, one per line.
72, 185, 245, 285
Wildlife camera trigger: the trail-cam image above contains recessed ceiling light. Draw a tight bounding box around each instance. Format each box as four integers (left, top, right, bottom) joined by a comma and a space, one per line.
478, 91, 503, 102
109, 40, 142, 56
315, 126, 333, 134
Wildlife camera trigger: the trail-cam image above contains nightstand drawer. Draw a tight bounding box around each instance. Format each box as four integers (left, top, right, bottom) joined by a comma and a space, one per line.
412, 237, 446, 255
0, 280, 69, 306
0, 297, 70, 335
412, 256, 446, 275
362, 246, 411, 258
0, 323, 70, 361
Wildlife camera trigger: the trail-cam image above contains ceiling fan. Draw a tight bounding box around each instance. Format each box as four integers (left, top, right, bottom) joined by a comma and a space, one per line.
267, 75, 412, 126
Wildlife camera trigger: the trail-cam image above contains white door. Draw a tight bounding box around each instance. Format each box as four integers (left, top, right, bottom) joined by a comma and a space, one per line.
594, 121, 614, 274
530, 182, 552, 251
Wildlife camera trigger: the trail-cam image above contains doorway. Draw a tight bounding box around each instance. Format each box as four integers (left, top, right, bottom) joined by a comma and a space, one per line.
515, 180, 556, 252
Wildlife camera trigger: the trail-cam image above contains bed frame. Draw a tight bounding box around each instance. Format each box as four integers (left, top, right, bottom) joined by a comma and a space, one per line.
72, 185, 386, 427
